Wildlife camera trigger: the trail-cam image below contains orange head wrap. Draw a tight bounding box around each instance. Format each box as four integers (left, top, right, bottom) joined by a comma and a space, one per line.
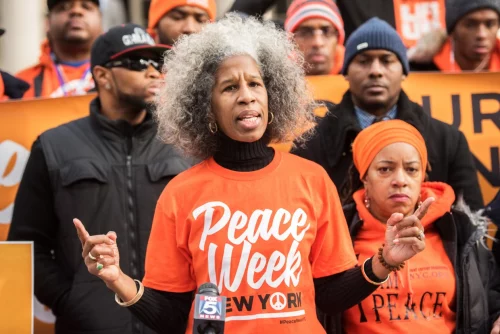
352, 119, 428, 181
148, 0, 217, 33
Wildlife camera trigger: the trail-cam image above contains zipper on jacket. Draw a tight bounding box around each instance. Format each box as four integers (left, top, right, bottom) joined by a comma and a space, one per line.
461, 258, 470, 330
126, 149, 142, 334
126, 154, 138, 278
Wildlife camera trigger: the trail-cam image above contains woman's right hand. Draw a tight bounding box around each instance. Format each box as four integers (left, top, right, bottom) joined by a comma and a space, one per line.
73, 218, 121, 285
382, 197, 434, 266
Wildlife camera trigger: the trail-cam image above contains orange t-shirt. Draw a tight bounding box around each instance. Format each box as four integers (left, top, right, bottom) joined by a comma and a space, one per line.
393, 0, 446, 48
343, 182, 457, 334
143, 151, 357, 333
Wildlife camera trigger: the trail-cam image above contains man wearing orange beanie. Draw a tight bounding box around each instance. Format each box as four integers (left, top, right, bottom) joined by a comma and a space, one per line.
285, 0, 345, 75
147, 0, 216, 46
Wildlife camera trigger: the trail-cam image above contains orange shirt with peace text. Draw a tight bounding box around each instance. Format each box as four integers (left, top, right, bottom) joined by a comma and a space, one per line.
343, 182, 457, 334
143, 151, 358, 334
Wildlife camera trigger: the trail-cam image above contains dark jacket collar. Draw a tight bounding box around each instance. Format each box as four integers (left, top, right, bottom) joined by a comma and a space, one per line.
89, 98, 156, 141
321, 90, 430, 168
1, 70, 30, 99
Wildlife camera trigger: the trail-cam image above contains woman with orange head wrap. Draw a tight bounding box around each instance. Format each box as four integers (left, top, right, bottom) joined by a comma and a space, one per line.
321, 119, 500, 334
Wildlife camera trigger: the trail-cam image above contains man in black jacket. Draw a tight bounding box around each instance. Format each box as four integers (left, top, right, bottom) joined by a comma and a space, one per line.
292, 17, 484, 211
7, 24, 194, 334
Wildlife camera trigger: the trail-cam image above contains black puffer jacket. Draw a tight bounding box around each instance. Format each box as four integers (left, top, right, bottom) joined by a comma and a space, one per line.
291, 90, 484, 211
8, 99, 194, 334
320, 201, 500, 333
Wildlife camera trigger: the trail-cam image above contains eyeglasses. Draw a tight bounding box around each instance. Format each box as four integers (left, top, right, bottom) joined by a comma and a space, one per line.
294, 26, 339, 40
105, 58, 161, 72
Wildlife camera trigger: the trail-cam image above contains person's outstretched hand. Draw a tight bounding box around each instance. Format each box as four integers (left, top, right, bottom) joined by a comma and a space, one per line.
73, 218, 121, 285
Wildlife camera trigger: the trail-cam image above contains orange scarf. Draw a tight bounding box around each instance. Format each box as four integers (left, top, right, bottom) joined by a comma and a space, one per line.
434, 38, 500, 72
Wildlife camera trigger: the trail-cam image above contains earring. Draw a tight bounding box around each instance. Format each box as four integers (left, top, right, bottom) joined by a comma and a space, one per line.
364, 194, 370, 209
105, 83, 111, 90
208, 122, 218, 134
268, 112, 274, 125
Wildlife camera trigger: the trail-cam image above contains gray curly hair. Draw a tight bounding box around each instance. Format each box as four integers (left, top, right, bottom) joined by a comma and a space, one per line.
154, 13, 316, 159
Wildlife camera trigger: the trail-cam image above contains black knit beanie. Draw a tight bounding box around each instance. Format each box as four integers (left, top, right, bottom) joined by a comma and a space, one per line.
342, 17, 409, 75
446, 0, 500, 33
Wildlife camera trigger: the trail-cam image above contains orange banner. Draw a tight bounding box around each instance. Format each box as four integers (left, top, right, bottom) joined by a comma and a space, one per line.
305, 72, 500, 204
393, 0, 446, 48
0, 242, 33, 333
0, 72, 499, 333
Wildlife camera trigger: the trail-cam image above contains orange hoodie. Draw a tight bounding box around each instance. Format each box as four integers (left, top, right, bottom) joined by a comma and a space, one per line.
343, 182, 457, 334
16, 40, 94, 99
433, 38, 500, 72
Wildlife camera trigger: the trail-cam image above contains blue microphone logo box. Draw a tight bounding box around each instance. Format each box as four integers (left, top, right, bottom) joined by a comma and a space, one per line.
197, 295, 226, 320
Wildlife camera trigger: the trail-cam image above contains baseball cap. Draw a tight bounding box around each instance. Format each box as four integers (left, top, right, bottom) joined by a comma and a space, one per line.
91, 24, 171, 69
48, 0, 100, 11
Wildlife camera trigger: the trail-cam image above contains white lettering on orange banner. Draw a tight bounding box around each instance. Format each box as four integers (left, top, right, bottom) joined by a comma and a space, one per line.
0, 140, 29, 224
400, 2, 442, 41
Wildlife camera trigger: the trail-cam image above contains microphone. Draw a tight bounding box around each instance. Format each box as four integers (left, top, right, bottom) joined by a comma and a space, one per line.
193, 282, 226, 334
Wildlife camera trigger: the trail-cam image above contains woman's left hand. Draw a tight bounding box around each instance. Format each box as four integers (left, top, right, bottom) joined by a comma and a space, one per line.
491, 316, 500, 334
382, 197, 435, 266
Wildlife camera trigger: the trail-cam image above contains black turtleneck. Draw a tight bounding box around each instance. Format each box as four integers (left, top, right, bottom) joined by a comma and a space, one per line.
213, 132, 275, 172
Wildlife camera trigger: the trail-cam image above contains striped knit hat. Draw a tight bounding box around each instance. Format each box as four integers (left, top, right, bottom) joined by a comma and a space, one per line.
285, 0, 345, 45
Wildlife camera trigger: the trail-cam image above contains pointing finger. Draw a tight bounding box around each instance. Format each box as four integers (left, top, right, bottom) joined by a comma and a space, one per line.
73, 218, 89, 247
413, 197, 435, 221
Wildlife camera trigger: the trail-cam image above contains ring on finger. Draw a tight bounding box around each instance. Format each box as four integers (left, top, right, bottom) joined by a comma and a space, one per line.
88, 252, 97, 261
96, 263, 104, 271
417, 230, 425, 241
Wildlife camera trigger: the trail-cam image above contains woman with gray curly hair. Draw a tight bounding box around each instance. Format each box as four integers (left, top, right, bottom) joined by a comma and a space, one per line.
74, 14, 428, 334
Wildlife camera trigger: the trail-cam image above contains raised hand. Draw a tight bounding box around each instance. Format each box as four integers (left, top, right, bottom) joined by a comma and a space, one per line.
382, 197, 435, 266
73, 218, 121, 284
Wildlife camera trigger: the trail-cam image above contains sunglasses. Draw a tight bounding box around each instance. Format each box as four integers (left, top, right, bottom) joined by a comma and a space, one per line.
105, 58, 162, 72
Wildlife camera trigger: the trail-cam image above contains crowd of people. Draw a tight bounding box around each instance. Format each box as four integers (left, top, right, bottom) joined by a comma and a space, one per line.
1, 0, 500, 99
3, 0, 500, 333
